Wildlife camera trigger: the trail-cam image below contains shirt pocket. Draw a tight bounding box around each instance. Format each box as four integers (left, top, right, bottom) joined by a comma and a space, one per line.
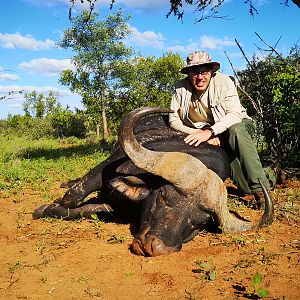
211, 103, 225, 121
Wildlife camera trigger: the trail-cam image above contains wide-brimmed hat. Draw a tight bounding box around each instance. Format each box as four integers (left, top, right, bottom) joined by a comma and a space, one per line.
181, 51, 220, 74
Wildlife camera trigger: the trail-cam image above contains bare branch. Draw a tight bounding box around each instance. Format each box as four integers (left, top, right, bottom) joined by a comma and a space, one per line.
223, 51, 242, 87
68, 0, 97, 21
254, 32, 290, 65
0, 90, 24, 101
234, 38, 262, 86
224, 51, 263, 118
67, 0, 299, 23
195, 11, 232, 23
234, 39, 252, 67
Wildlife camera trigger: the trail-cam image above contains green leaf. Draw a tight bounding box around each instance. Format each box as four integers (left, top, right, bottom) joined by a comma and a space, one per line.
257, 288, 269, 298
90, 214, 99, 220
252, 272, 263, 287
208, 270, 217, 281
199, 262, 210, 269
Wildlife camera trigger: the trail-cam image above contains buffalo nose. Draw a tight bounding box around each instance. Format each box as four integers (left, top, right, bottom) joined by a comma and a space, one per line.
143, 236, 175, 257
130, 235, 179, 256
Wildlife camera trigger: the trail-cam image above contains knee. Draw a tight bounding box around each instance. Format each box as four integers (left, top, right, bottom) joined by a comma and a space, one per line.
228, 122, 246, 138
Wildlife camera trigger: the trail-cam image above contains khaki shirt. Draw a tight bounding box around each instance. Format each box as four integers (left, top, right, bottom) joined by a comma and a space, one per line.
189, 90, 214, 124
169, 72, 251, 135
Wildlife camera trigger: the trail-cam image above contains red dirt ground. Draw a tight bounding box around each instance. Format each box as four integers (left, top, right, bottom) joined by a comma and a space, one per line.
0, 180, 299, 300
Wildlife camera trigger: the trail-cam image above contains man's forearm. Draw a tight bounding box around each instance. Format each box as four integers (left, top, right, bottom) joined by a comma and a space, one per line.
169, 118, 196, 134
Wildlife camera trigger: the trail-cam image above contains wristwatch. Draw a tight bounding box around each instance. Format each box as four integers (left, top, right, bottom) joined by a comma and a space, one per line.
206, 126, 215, 137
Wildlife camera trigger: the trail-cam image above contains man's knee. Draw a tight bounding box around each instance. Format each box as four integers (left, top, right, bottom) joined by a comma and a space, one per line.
229, 122, 246, 138
229, 120, 253, 139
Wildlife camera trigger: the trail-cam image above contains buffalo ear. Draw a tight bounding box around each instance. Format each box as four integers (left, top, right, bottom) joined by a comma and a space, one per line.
116, 160, 143, 175
108, 176, 150, 201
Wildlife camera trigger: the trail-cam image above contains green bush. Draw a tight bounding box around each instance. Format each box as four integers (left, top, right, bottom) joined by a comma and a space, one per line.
4, 109, 87, 139
29, 118, 55, 139
50, 110, 87, 138
238, 46, 300, 167
0, 119, 8, 131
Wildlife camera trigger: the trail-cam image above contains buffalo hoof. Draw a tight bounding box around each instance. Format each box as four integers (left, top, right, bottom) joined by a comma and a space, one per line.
32, 204, 56, 219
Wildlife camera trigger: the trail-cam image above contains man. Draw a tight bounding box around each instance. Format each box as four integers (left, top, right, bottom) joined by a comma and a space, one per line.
169, 51, 271, 207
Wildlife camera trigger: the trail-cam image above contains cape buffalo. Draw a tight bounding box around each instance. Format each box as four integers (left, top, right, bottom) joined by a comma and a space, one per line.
33, 107, 274, 256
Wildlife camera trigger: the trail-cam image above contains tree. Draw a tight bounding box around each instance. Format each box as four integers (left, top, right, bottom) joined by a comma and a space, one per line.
59, 9, 133, 141
237, 45, 300, 167
68, 0, 300, 23
23, 90, 62, 118
165, 0, 300, 22
107, 52, 184, 132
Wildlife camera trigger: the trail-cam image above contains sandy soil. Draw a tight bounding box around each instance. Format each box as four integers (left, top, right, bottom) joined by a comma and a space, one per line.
0, 180, 299, 300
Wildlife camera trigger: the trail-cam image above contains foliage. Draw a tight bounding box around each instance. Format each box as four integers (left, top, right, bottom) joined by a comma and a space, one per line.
0, 119, 7, 131
193, 261, 217, 281
8, 261, 23, 273
250, 273, 269, 298
28, 117, 55, 139
58, 9, 185, 139
7, 114, 33, 130
165, 0, 300, 22
237, 45, 300, 167
68, 0, 300, 23
107, 233, 130, 244
107, 52, 184, 133
23, 90, 62, 118
5, 91, 87, 139
6, 114, 42, 138
58, 9, 133, 140
50, 109, 87, 138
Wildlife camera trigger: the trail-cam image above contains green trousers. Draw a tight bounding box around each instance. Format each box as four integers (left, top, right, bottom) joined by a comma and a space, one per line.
220, 119, 270, 194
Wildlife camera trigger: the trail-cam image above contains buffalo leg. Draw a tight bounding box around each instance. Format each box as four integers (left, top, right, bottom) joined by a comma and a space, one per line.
59, 151, 125, 208
58, 175, 103, 208
32, 202, 113, 220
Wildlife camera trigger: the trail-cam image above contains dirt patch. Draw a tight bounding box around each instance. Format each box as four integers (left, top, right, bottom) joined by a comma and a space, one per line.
0, 180, 299, 300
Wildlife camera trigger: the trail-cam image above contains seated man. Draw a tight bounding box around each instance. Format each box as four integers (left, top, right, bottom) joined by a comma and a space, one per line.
169, 50, 272, 207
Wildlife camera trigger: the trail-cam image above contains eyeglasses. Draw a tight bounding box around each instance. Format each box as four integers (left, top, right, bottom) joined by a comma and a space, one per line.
189, 68, 212, 77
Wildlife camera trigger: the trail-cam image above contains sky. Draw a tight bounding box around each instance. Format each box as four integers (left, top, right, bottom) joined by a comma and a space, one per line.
0, 0, 299, 119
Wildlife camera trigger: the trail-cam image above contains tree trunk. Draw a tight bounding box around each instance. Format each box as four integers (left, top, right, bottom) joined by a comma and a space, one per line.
96, 123, 100, 138
101, 104, 109, 141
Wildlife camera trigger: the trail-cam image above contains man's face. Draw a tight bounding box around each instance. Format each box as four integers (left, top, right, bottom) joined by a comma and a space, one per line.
188, 66, 212, 93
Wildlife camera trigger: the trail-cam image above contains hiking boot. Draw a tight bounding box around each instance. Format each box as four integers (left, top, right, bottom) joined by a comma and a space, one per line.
264, 166, 277, 190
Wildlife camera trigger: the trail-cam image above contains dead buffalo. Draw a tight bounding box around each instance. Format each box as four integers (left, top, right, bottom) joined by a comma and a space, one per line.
33, 107, 274, 256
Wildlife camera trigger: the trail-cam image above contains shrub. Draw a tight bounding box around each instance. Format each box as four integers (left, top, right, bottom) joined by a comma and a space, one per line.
50, 110, 87, 138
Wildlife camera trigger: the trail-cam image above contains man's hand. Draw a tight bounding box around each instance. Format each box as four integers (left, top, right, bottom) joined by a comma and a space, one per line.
184, 129, 220, 147
207, 136, 221, 146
